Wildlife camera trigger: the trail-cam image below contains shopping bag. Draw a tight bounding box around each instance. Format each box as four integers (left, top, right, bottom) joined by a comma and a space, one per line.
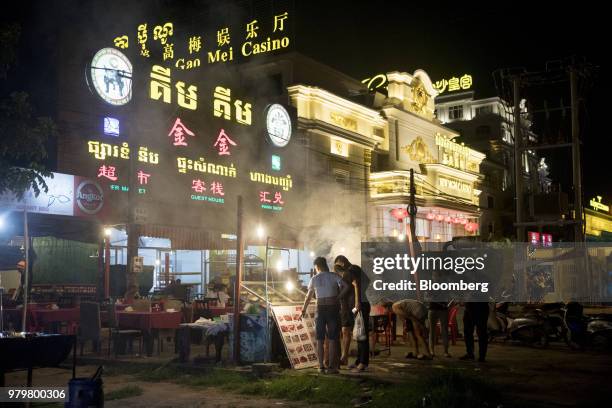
353, 311, 367, 341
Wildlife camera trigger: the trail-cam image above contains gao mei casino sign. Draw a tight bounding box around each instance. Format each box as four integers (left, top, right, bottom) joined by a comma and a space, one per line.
84, 10, 296, 224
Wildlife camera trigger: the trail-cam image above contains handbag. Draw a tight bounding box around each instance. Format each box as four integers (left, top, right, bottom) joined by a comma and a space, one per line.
353, 311, 367, 341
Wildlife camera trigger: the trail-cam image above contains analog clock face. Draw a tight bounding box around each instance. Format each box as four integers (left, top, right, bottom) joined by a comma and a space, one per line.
90, 48, 133, 106
266, 104, 292, 147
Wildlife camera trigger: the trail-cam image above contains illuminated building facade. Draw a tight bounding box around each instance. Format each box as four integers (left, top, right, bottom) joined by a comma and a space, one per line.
367, 71, 486, 242
585, 196, 612, 241
435, 91, 552, 239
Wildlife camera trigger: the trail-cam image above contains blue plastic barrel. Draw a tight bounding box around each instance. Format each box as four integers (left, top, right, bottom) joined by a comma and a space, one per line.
65, 378, 104, 407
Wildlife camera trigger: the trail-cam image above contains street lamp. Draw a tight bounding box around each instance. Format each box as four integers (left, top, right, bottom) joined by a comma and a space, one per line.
104, 227, 112, 237
256, 224, 265, 239
285, 280, 294, 292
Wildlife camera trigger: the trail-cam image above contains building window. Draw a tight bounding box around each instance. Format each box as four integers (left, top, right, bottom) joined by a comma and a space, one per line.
448, 105, 464, 120
332, 168, 350, 188
475, 105, 492, 116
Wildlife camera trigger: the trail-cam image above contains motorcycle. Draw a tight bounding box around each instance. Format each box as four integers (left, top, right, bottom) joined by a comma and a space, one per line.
506, 302, 568, 347
564, 302, 612, 350
487, 301, 512, 342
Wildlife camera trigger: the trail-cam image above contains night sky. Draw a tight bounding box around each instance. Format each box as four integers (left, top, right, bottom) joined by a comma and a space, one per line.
292, 1, 606, 201
3, 0, 607, 201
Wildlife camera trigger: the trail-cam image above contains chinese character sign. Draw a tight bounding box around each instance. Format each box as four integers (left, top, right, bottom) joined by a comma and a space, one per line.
213, 129, 237, 155
434, 74, 473, 94
168, 118, 195, 146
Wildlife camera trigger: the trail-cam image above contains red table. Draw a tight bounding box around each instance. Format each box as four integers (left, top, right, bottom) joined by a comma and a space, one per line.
30, 308, 80, 334
115, 311, 182, 331
115, 311, 182, 356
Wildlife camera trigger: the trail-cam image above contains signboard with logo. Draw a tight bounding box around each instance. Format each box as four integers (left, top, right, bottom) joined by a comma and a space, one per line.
528, 231, 540, 246
0, 172, 74, 216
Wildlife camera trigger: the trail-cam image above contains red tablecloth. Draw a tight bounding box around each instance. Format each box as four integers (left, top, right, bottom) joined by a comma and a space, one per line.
116, 311, 182, 331
31, 308, 80, 325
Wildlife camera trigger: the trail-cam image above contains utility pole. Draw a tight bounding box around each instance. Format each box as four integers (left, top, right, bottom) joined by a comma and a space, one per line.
233, 195, 244, 364
570, 68, 584, 242
513, 77, 524, 242
407, 169, 420, 301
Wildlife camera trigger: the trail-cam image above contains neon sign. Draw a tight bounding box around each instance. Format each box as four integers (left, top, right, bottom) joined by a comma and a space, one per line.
434, 74, 473, 94
213, 86, 252, 125
177, 157, 237, 177
124, 12, 291, 65
260, 190, 284, 211
361, 74, 387, 91
98, 165, 118, 181
213, 129, 237, 155
249, 172, 292, 191
137, 170, 151, 185
271, 155, 281, 171
137, 147, 159, 164
168, 118, 195, 146
103, 117, 120, 136
590, 196, 609, 212
150, 65, 198, 110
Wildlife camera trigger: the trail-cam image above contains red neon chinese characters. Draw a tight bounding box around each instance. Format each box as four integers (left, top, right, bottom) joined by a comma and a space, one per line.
259, 191, 271, 203
97, 165, 118, 181
213, 128, 237, 155
192, 179, 206, 193
210, 181, 225, 196
168, 118, 195, 146
137, 170, 151, 185
273, 191, 284, 204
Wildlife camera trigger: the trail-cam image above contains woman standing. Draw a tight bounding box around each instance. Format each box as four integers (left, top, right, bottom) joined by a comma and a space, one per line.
334, 261, 355, 366
335, 255, 370, 372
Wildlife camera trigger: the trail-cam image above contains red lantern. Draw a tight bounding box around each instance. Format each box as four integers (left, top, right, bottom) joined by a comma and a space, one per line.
426, 212, 435, 221
465, 222, 479, 233
452, 217, 460, 224
436, 214, 444, 222
390, 208, 408, 222
445, 216, 452, 223
460, 218, 468, 225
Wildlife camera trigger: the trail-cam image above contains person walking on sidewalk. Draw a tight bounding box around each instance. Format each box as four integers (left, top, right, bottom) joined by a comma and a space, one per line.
301, 257, 349, 374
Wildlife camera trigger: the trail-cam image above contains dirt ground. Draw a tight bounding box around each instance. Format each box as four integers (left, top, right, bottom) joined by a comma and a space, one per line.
4, 339, 612, 407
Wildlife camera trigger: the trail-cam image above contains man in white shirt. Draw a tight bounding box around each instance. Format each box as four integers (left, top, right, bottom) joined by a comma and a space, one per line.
301, 257, 349, 373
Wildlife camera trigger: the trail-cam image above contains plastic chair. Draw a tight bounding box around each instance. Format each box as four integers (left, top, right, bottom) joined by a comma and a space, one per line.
78, 302, 101, 355
107, 304, 143, 357
371, 313, 391, 356
448, 306, 459, 345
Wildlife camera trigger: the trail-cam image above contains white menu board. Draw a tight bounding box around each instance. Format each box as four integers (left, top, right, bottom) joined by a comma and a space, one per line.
272, 304, 318, 369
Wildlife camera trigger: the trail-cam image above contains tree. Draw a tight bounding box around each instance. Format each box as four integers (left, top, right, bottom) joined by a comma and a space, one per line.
0, 22, 57, 199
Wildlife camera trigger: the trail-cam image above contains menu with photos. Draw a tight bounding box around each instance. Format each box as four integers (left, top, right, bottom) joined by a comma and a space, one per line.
271, 304, 318, 369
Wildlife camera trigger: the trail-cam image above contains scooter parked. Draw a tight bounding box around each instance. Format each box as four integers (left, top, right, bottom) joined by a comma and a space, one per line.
506, 303, 568, 347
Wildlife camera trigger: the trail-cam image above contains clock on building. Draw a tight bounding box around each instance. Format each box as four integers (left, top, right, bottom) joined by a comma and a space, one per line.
265, 104, 292, 147
90, 48, 133, 106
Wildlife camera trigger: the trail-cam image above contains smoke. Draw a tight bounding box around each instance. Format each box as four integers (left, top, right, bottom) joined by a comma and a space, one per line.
296, 173, 367, 268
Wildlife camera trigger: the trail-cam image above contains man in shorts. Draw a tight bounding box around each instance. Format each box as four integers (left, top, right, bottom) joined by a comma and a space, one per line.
301, 257, 349, 373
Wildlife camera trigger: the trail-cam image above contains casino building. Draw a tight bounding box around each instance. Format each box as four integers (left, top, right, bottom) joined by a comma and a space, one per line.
367, 71, 485, 242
